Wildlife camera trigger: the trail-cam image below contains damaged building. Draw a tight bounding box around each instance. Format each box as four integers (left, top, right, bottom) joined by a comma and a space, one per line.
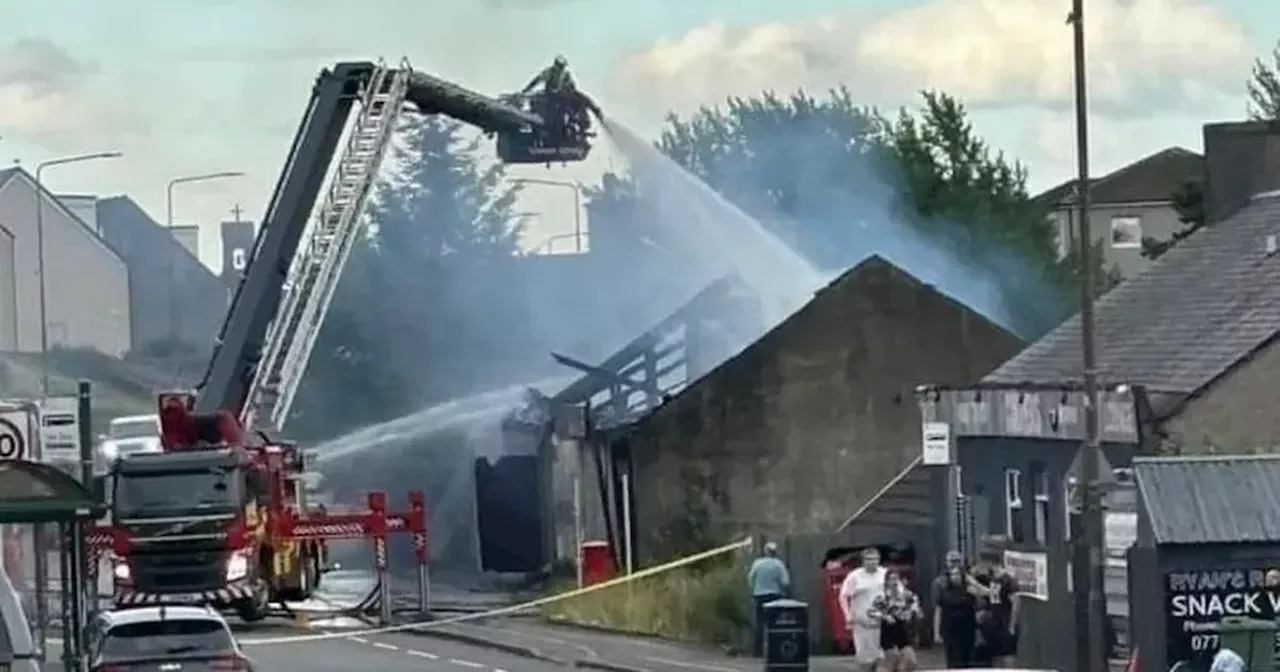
609, 255, 1023, 560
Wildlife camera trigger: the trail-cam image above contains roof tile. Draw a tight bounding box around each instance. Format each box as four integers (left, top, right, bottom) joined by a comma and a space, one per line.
985, 193, 1280, 393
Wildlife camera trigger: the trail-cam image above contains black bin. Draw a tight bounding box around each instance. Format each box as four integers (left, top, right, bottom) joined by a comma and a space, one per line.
763, 598, 809, 672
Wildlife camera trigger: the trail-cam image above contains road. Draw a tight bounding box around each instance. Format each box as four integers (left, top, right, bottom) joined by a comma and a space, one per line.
240, 570, 549, 672
242, 628, 564, 672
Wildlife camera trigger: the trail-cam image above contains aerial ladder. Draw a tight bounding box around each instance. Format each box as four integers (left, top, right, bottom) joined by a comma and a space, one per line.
87, 59, 590, 622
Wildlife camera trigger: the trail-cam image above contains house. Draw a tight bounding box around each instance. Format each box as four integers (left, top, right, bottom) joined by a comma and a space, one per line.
95, 196, 227, 354
986, 120, 1280, 454
0, 168, 131, 355
1040, 146, 1204, 279
619, 255, 1024, 560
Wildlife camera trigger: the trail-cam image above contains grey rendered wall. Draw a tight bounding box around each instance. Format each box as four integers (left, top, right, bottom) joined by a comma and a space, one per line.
1054, 202, 1184, 279
0, 225, 16, 350
0, 174, 131, 354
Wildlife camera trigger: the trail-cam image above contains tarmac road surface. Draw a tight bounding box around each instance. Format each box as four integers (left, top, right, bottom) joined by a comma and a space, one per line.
242, 628, 567, 672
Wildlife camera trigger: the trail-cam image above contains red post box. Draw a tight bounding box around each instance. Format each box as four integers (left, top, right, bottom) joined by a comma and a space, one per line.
580, 540, 613, 585
823, 559, 853, 653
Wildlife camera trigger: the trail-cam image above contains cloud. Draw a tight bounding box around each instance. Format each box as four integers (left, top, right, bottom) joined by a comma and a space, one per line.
0, 38, 97, 134
612, 0, 1251, 120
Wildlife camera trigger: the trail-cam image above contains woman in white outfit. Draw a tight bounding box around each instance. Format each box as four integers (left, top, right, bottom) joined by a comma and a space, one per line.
839, 548, 887, 671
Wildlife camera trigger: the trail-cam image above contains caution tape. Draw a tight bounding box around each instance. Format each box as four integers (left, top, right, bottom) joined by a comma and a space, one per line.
242, 536, 753, 645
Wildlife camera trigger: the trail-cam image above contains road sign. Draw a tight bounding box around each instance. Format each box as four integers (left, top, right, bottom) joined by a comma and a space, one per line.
38, 396, 80, 464
921, 421, 952, 465
0, 408, 31, 460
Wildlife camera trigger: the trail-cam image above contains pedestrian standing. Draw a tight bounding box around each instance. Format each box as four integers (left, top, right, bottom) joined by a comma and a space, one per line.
871, 568, 923, 672
747, 541, 791, 657
933, 564, 977, 668
969, 547, 1019, 667
840, 547, 888, 672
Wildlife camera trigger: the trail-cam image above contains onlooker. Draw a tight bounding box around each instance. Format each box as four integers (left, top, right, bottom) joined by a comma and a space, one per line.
840, 548, 888, 672
871, 568, 923, 672
969, 547, 1019, 667
1209, 647, 1245, 672
933, 564, 977, 668
747, 541, 791, 657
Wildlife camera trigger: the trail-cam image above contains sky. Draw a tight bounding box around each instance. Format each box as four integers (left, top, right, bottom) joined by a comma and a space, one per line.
0, 0, 1272, 269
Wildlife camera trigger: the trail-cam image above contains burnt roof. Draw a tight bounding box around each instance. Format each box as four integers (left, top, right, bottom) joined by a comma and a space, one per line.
984, 192, 1280, 399
1135, 455, 1280, 544
1037, 147, 1204, 207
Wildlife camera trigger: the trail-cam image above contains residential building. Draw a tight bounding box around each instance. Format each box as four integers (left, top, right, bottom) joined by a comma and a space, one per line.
1040, 146, 1204, 279
985, 120, 1280, 453
0, 168, 131, 354
96, 196, 227, 353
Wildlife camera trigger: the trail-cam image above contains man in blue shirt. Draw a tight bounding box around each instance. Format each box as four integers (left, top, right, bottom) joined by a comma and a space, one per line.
748, 541, 791, 657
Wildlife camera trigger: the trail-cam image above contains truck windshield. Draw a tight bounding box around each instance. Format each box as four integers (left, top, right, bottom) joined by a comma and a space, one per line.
110, 420, 157, 440
113, 470, 238, 517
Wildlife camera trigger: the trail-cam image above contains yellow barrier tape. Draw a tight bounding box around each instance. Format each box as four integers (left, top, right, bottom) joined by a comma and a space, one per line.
242, 536, 753, 645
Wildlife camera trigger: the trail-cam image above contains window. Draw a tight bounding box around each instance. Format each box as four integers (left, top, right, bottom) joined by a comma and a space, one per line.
231, 248, 247, 271
1064, 475, 1081, 540
1056, 211, 1074, 259
1110, 216, 1142, 249
1004, 469, 1024, 542
1034, 471, 1051, 544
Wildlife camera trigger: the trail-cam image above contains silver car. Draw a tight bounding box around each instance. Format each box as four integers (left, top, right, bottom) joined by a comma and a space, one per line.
85, 605, 254, 671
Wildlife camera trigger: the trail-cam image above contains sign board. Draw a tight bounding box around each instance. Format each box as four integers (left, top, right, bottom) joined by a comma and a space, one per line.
0, 406, 33, 461
1164, 567, 1280, 670
917, 387, 1139, 444
38, 396, 80, 464
1003, 550, 1049, 600
921, 422, 952, 465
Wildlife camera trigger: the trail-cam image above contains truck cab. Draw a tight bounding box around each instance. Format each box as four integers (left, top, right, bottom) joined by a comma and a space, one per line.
108, 448, 270, 620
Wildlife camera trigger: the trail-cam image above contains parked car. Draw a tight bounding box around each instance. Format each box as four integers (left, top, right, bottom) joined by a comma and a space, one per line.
85, 605, 254, 671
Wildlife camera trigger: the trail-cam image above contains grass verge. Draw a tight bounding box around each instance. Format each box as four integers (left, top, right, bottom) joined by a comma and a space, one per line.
540, 555, 753, 652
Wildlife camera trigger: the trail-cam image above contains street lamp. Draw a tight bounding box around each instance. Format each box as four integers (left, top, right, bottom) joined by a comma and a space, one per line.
510, 178, 584, 252
164, 171, 245, 342
36, 151, 124, 396
1068, 2, 1107, 672
166, 171, 246, 228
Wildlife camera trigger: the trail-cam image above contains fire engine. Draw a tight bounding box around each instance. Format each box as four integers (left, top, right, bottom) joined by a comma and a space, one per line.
85, 59, 591, 620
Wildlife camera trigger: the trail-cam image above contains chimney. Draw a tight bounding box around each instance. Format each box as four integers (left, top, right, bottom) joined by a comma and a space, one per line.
220, 219, 256, 287
1203, 120, 1280, 223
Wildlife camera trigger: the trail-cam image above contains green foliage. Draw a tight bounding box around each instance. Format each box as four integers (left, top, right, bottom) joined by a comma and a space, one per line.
289, 116, 526, 440
602, 87, 1078, 339
1249, 40, 1280, 121
1141, 181, 1206, 261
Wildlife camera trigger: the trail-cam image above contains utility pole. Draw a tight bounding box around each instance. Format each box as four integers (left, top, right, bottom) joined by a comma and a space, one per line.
1069, 0, 1107, 671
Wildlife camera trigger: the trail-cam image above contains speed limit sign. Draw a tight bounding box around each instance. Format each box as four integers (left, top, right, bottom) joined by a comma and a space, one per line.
0, 415, 26, 460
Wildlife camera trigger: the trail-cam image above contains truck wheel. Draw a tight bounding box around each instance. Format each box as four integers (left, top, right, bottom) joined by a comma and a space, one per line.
236, 584, 270, 622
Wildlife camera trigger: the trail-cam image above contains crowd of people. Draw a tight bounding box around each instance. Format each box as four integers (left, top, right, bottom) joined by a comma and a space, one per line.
748, 542, 1022, 671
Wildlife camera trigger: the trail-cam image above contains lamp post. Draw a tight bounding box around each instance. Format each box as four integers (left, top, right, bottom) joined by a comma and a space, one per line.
1068, 1, 1107, 671
36, 151, 123, 396
510, 178, 583, 252
164, 171, 245, 341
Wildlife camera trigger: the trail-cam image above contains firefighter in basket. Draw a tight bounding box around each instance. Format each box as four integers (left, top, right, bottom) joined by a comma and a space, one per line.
521, 55, 602, 141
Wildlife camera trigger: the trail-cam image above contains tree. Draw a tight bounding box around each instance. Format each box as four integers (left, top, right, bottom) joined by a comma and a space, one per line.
605, 88, 1080, 338
1249, 40, 1280, 120
289, 115, 528, 439
1141, 181, 1204, 260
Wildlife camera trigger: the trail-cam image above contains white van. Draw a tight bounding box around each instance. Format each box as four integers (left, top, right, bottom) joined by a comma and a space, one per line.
0, 560, 38, 671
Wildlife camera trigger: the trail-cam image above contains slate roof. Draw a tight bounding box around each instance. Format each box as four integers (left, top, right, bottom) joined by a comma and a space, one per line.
0, 167, 16, 190
1135, 455, 1280, 544
1037, 147, 1204, 207
985, 192, 1280, 395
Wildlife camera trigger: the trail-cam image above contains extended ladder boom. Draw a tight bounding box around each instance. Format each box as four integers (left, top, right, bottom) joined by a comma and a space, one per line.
194, 59, 546, 425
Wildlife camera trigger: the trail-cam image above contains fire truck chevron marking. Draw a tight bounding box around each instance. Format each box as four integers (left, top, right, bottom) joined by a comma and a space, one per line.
293, 522, 365, 537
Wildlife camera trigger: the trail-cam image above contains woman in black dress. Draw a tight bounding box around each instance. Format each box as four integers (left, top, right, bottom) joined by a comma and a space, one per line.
870, 569, 923, 671
933, 566, 977, 668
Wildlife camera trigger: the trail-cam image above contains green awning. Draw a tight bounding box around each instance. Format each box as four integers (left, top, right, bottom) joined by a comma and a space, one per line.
0, 460, 103, 524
